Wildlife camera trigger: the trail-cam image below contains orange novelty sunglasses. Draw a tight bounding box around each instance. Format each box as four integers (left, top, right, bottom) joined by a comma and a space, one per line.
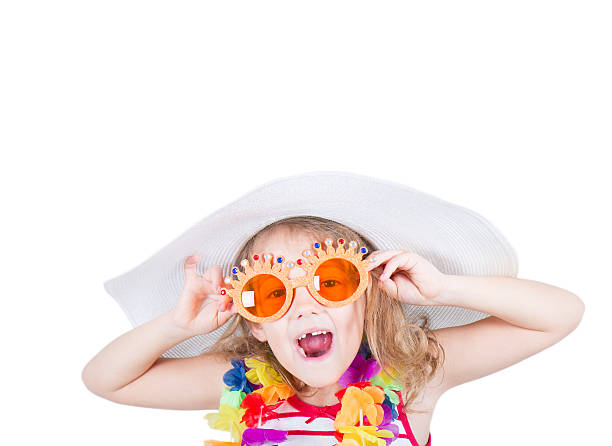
220, 238, 373, 323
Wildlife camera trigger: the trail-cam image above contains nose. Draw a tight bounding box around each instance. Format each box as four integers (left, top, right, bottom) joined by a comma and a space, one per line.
287, 266, 325, 319
290, 286, 325, 319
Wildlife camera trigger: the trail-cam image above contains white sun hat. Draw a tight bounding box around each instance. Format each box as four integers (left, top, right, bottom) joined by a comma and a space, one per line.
103, 171, 518, 359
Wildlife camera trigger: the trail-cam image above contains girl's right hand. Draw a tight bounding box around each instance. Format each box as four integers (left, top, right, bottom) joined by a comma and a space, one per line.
170, 254, 237, 336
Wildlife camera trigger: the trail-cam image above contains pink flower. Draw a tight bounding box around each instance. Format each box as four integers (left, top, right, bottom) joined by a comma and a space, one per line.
339, 351, 381, 387
241, 428, 288, 446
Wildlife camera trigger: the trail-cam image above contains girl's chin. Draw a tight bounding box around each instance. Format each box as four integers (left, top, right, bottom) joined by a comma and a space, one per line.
289, 354, 343, 387
296, 374, 343, 389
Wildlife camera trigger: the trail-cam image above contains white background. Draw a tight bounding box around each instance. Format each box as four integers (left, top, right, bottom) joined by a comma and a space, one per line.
1, 1, 610, 445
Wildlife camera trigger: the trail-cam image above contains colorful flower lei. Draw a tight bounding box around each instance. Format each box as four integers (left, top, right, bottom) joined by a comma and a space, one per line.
204, 342, 405, 446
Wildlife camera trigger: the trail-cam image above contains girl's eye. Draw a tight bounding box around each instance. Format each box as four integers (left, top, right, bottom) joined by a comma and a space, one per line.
268, 289, 286, 299
322, 279, 340, 288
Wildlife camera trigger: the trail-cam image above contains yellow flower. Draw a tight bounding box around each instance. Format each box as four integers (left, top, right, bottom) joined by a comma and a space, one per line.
253, 383, 295, 404
244, 358, 285, 386
335, 438, 362, 446
203, 404, 247, 442
334, 386, 385, 429
338, 425, 394, 446
376, 368, 400, 385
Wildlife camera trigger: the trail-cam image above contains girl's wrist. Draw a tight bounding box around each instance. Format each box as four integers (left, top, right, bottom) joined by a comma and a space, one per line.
160, 311, 199, 342
432, 274, 462, 306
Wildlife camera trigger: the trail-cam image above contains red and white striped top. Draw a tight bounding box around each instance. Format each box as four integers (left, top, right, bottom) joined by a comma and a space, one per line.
258, 389, 431, 446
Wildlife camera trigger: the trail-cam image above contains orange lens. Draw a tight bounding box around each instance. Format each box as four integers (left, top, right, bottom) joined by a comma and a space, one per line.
242, 274, 287, 318
314, 258, 360, 302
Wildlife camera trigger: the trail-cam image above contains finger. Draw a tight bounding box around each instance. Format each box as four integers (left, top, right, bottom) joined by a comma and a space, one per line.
380, 275, 400, 298
203, 264, 224, 293
217, 300, 237, 322
220, 299, 236, 315
215, 285, 233, 311
365, 250, 403, 271
218, 308, 236, 328
379, 253, 412, 280
183, 254, 200, 281
218, 294, 232, 312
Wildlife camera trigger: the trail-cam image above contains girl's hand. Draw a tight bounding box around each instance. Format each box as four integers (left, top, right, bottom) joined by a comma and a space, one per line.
171, 255, 237, 336
365, 250, 448, 305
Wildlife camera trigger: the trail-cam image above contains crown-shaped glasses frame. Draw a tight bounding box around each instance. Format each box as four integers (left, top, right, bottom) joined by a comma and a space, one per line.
220, 237, 373, 323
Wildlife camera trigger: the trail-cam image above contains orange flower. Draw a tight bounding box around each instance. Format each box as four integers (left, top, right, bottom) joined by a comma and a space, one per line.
253, 383, 295, 405
333, 386, 385, 430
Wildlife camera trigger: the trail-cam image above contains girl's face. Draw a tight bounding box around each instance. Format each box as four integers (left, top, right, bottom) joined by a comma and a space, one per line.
247, 231, 366, 388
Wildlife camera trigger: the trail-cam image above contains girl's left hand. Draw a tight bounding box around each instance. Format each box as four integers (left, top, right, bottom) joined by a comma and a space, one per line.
365, 250, 448, 305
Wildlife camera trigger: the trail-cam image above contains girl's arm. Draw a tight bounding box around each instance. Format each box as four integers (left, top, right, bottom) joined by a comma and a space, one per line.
81, 310, 232, 409
81, 310, 194, 394
82, 257, 237, 409
431, 275, 585, 392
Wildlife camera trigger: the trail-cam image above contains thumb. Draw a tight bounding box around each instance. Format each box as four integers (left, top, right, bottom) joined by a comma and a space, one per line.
217, 301, 237, 324
204, 264, 224, 293
183, 254, 200, 280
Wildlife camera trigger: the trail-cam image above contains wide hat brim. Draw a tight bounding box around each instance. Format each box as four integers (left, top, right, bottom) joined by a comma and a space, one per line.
103, 171, 518, 358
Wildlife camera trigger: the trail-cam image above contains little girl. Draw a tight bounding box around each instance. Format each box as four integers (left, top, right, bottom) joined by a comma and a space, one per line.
82, 172, 585, 446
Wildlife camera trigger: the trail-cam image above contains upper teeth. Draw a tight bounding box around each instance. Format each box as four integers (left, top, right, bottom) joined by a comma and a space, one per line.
297, 330, 328, 340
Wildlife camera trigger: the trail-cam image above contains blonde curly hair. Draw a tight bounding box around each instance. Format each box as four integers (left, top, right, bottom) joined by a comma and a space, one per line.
208, 215, 445, 414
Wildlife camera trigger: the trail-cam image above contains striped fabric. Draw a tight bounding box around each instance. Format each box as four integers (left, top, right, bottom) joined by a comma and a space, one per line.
258, 390, 431, 446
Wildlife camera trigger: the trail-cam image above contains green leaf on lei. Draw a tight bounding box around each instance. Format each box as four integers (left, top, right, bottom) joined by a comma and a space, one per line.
370, 375, 403, 405
220, 387, 246, 408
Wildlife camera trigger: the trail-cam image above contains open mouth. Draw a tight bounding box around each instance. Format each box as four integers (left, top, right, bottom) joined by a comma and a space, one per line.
294, 329, 334, 359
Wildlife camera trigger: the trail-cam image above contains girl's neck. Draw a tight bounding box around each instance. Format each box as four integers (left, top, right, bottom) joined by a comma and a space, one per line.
296, 381, 344, 407
294, 341, 372, 407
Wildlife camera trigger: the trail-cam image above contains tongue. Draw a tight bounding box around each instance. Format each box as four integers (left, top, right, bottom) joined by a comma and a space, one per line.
298, 332, 333, 356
